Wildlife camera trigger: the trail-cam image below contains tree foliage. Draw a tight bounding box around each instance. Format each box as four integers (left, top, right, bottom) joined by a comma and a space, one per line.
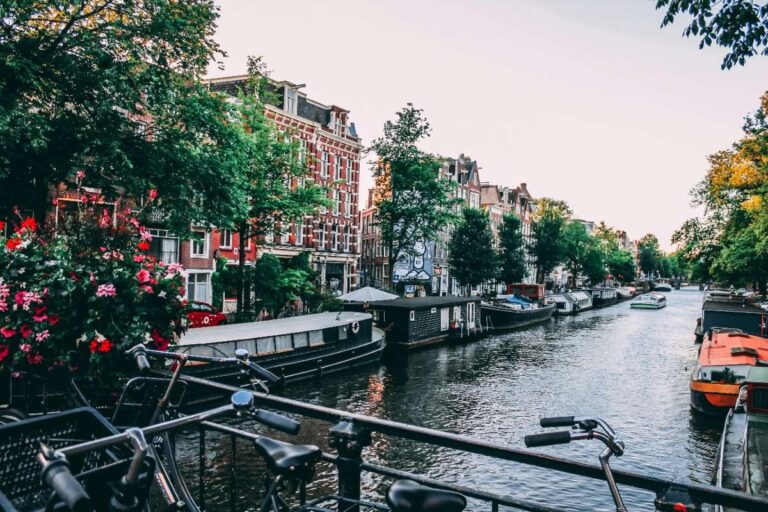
562, 222, 605, 286
448, 208, 497, 288
530, 198, 572, 283
497, 213, 527, 284
369, 104, 457, 286
0, 0, 252, 232
638, 234, 662, 277
607, 249, 637, 283
252, 253, 317, 317
656, 0, 768, 69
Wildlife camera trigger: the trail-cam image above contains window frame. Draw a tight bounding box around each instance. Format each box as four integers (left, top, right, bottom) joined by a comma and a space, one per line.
190, 231, 209, 258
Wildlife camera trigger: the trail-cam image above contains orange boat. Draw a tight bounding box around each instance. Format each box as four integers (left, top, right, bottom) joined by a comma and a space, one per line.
690, 329, 768, 415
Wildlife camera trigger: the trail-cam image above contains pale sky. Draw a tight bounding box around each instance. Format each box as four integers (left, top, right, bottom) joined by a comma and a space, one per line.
208, 0, 768, 250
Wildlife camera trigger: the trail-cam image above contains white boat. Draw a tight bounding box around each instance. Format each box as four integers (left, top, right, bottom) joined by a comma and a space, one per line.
630, 293, 666, 309
550, 291, 593, 315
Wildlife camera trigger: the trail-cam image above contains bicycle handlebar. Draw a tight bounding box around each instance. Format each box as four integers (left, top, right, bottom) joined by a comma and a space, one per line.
38, 454, 92, 512
524, 431, 571, 448
540, 416, 575, 427
252, 409, 301, 435
132, 349, 151, 375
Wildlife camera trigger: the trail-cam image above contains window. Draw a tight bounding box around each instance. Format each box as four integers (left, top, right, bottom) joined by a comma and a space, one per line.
453, 306, 461, 322
344, 193, 351, 217
257, 337, 276, 355
338, 326, 348, 341
440, 308, 449, 331
295, 222, 303, 246
332, 228, 338, 251
334, 156, 341, 180
220, 229, 232, 249
293, 332, 309, 348
284, 88, 297, 115
190, 231, 208, 258
280, 228, 289, 245
318, 227, 326, 250
275, 335, 293, 352
347, 160, 354, 185
186, 272, 210, 302
321, 152, 328, 178
409, 310, 415, 322
309, 330, 324, 346
333, 190, 340, 215
148, 229, 179, 264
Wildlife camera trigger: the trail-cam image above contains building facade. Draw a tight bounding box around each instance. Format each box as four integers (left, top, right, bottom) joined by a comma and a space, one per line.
206, 75, 363, 296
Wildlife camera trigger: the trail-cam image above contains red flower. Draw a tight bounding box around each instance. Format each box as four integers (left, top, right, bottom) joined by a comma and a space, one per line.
5, 237, 22, 251
148, 189, 158, 201
0, 220, 5, 231
26, 353, 43, 365
19, 217, 37, 233
136, 269, 151, 284
150, 329, 170, 351
98, 339, 113, 353
0, 344, 9, 362
1, 327, 16, 339
137, 240, 151, 251
47, 314, 60, 326
19, 324, 32, 338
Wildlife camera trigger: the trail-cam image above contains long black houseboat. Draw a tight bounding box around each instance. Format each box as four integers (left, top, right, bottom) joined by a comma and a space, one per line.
346, 296, 482, 354
480, 295, 556, 329
590, 287, 618, 308
695, 294, 767, 343
177, 311, 385, 384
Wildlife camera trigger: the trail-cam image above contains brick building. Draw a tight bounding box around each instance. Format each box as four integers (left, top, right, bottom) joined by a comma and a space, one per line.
205, 75, 363, 296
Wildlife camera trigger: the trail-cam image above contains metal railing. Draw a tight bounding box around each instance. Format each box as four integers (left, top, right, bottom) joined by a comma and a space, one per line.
181, 375, 768, 512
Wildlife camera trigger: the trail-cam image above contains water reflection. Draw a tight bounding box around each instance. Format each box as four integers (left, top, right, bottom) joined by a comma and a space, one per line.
174, 290, 714, 511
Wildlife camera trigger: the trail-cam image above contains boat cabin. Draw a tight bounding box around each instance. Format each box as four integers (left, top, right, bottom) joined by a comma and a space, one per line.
350, 296, 482, 353
698, 297, 767, 342
550, 292, 593, 315
505, 283, 545, 302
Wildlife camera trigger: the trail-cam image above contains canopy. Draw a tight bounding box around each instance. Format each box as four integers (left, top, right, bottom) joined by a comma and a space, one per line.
505, 294, 533, 308
338, 286, 399, 302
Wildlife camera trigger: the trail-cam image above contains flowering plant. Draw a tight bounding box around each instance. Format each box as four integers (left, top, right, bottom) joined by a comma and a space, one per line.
0, 185, 186, 382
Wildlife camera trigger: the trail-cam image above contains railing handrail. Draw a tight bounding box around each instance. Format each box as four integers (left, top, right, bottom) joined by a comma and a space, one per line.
180, 374, 768, 511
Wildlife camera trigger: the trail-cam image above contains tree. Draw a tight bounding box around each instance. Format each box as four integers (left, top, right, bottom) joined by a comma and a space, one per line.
593, 221, 619, 256
369, 104, 457, 288
448, 208, 497, 289
638, 234, 662, 278
607, 250, 637, 284
0, 1, 250, 232
655, 0, 768, 69
530, 198, 572, 283
562, 222, 605, 287
497, 213, 527, 284
252, 253, 317, 317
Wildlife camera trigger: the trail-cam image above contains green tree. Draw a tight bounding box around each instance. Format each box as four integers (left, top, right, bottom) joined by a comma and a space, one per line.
638, 234, 662, 278
607, 249, 637, 283
497, 213, 527, 284
369, 104, 457, 288
252, 253, 317, 317
531, 198, 572, 283
0, 1, 250, 232
655, 0, 768, 69
562, 222, 605, 287
448, 208, 497, 289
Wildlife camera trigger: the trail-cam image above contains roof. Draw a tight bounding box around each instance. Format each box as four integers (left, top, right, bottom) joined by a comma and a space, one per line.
180, 312, 371, 346
366, 296, 480, 310
703, 298, 766, 314
698, 331, 768, 367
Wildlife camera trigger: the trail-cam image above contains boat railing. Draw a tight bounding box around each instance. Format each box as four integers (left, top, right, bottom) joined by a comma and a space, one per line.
179, 375, 768, 512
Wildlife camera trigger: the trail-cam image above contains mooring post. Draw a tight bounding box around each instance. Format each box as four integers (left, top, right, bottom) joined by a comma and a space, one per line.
329, 419, 372, 512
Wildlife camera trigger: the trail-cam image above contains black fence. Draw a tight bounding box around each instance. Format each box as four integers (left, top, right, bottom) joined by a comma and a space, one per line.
181, 375, 768, 512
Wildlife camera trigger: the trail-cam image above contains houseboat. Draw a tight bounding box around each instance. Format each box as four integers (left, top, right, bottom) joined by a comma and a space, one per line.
694, 294, 767, 343
349, 296, 482, 353
505, 283, 546, 302
480, 295, 556, 330
653, 282, 673, 292
690, 329, 768, 416
713, 366, 768, 511
616, 287, 636, 301
550, 291, 593, 316
630, 293, 666, 309
177, 311, 385, 384
590, 287, 618, 308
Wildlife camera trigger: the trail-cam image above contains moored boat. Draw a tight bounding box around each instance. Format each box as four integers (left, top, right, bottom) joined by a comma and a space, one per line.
713, 366, 768, 511
653, 282, 673, 292
694, 293, 767, 343
630, 293, 666, 309
616, 286, 636, 301
550, 291, 593, 316
590, 287, 618, 308
177, 311, 386, 384
690, 329, 768, 416
480, 294, 556, 330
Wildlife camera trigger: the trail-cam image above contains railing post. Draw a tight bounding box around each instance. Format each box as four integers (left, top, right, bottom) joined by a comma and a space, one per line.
329, 419, 372, 512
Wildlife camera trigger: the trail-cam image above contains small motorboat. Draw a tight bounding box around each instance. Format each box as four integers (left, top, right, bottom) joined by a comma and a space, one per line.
713, 366, 768, 510
690, 329, 768, 415
630, 293, 666, 309
653, 282, 673, 292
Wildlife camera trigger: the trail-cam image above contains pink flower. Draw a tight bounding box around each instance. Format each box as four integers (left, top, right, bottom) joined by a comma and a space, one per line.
27, 353, 43, 365
165, 263, 184, 276
35, 330, 49, 342
32, 311, 47, 323
136, 269, 151, 284
133, 254, 146, 263
140, 284, 154, 294
148, 189, 158, 201
96, 283, 117, 298
0, 345, 8, 362
76, 170, 85, 180
1, 327, 15, 338
139, 228, 152, 242
19, 324, 32, 338
14, 291, 25, 305
19, 343, 31, 353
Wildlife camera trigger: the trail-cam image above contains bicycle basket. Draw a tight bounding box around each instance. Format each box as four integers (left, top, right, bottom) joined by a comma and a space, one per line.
0, 407, 154, 511
111, 376, 187, 428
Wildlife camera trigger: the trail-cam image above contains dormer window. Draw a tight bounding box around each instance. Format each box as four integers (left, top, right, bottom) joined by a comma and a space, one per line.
284, 87, 297, 115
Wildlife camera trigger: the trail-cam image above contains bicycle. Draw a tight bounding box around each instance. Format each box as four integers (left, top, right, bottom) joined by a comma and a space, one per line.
524, 416, 701, 512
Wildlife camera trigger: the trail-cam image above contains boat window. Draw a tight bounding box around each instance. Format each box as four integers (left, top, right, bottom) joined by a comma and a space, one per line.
275, 334, 293, 352
293, 332, 309, 349
309, 330, 324, 347
338, 325, 348, 340
188, 344, 216, 357
244, 339, 258, 355
217, 342, 237, 356
556, 303, 565, 309
453, 306, 461, 321
409, 310, 415, 322
256, 337, 276, 354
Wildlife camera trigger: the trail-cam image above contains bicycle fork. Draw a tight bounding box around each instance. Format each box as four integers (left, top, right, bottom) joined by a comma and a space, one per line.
599, 447, 628, 512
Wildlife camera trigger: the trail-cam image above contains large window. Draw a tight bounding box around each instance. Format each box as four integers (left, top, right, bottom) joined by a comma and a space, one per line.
187, 272, 210, 302
321, 152, 328, 178
344, 192, 351, 217
318, 226, 326, 250
148, 229, 179, 264
295, 222, 303, 246
333, 190, 340, 215
220, 229, 232, 249
346, 160, 354, 185
334, 157, 341, 180
190, 231, 208, 258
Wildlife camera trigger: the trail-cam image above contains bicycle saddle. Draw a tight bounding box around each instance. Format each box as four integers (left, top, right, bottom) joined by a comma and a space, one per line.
252, 437, 321, 478
386, 479, 467, 512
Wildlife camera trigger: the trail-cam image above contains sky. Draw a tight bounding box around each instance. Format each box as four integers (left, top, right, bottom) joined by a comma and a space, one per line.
208, 0, 768, 250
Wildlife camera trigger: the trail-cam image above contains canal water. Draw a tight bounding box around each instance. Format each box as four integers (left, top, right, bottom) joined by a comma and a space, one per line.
177, 288, 718, 511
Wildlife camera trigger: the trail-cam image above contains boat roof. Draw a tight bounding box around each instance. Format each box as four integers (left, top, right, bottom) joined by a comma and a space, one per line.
180, 311, 371, 346
698, 331, 768, 367
366, 296, 479, 310
702, 298, 766, 314
551, 292, 591, 302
